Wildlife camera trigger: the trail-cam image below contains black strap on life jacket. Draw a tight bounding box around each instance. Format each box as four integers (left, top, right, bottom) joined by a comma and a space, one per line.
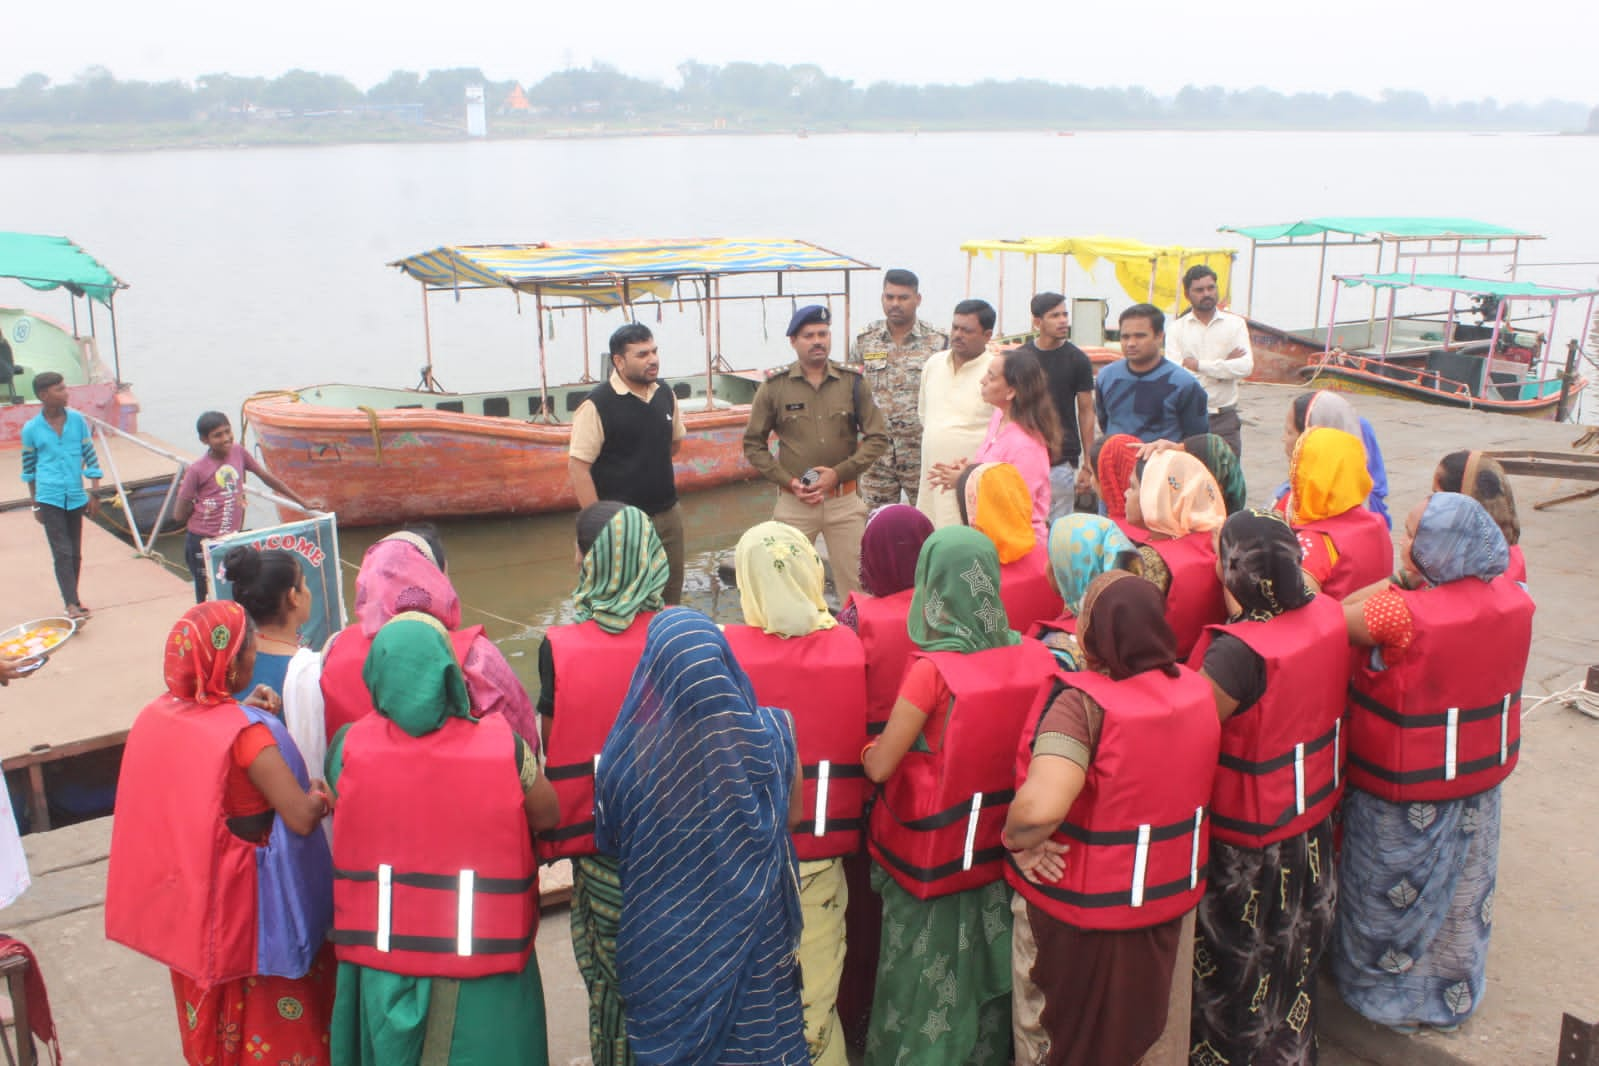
1349, 686, 1520, 728
868, 789, 1014, 882
331, 866, 536, 956
1013, 862, 1208, 909
1208, 718, 1343, 837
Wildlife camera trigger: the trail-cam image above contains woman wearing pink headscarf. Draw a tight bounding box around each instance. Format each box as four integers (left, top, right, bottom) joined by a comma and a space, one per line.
319, 530, 536, 744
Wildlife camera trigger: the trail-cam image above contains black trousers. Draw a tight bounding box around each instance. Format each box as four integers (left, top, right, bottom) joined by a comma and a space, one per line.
1209, 406, 1244, 458
184, 531, 210, 603
37, 503, 85, 609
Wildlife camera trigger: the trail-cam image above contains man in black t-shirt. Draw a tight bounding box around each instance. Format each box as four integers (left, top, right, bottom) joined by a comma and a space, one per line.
1012, 292, 1095, 522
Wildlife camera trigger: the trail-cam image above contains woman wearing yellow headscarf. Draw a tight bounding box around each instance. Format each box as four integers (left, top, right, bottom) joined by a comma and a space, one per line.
724, 522, 868, 1066
957, 462, 1065, 633
1284, 427, 1392, 599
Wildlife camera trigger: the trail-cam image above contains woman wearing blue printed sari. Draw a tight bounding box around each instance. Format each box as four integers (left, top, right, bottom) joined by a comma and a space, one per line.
595, 607, 809, 1066
1335, 493, 1532, 1034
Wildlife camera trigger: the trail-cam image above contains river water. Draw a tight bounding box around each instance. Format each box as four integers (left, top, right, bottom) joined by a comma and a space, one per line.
5, 130, 1596, 681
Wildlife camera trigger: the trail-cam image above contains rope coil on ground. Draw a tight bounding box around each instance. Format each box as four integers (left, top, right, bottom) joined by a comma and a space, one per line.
1522, 683, 1599, 721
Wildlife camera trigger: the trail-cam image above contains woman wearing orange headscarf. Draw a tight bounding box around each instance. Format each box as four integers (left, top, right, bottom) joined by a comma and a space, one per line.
1284, 427, 1393, 599
956, 462, 1064, 633
1120, 450, 1228, 656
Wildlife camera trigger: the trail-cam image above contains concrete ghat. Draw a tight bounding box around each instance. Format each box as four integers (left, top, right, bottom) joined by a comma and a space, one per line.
2, 384, 1594, 1064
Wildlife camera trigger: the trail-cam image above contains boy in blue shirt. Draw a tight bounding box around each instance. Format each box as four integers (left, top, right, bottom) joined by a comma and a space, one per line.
20, 372, 102, 620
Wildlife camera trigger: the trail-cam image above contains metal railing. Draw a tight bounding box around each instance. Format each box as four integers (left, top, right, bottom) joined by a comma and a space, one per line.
86, 416, 326, 558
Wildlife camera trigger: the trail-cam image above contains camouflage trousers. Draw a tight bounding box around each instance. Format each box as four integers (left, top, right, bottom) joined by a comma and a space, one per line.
861, 423, 922, 511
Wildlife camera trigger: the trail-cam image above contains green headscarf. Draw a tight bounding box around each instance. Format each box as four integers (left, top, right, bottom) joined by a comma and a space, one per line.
573, 505, 670, 634
907, 527, 1021, 653
1184, 434, 1248, 515
361, 612, 471, 737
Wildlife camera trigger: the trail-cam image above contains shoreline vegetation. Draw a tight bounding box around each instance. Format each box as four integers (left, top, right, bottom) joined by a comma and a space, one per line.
3, 61, 1595, 155
5, 116, 1599, 156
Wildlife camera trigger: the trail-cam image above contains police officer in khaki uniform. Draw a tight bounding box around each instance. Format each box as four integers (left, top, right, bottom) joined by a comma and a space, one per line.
743, 304, 889, 602
849, 268, 948, 511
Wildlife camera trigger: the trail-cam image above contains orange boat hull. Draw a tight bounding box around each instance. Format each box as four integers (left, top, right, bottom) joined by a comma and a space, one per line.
244, 394, 761, 527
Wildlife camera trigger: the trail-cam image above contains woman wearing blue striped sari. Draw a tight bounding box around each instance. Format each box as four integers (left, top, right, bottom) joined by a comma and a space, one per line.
595, 607, 809, 1066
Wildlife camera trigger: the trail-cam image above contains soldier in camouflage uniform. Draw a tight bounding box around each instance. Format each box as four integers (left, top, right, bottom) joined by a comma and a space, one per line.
848, 268, 949, 511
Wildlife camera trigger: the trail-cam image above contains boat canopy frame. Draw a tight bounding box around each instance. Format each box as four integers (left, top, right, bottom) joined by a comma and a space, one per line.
1325, 270, 1597, 415
390, 238, 877, 420
1218, 217, 1544, 329
0, 231, 131, 385
959, 236, 1238, 336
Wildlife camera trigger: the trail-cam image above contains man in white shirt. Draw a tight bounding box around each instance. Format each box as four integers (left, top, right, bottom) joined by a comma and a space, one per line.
915, 300, 997, 528
1165, 265, 1253, 456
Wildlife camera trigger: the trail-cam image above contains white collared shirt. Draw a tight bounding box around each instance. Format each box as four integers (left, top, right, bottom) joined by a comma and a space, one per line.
1166, 309, 1254, 412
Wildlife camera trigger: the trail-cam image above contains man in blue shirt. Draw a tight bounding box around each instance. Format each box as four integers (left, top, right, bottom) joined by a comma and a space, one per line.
1094, 303, 1209, 443
20, 372, 102, 620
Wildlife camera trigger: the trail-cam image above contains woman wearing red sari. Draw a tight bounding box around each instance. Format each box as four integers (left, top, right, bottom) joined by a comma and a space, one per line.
107, 601, 335, 1066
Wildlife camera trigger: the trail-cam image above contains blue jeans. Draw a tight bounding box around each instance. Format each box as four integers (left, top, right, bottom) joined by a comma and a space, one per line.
1048, 462, 1078, 525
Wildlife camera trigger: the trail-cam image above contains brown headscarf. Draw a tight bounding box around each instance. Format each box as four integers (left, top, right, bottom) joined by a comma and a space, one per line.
1076, 571, 1180, 680
1435, 450, 1520, 546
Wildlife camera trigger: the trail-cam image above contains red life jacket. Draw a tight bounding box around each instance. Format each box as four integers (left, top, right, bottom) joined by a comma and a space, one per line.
331, 713, 536, 978
1006, 666, 1219, 931
322, 623, 483, 743
999, 547, 1065, 636
1114, 520, 1151, 546
1507, 545, 1527, 584
1149, 532, 1226, 658
539, 615, 655, 859
1348, 575, 1533, 802
1189, 595, 1349, 848
107, 697, 262, 986
1032, 616, 1077, 638
868, 639, 1057, 899
1296, 508, 1393, 599
847, 589, 915, 735
724, 625, 869, 860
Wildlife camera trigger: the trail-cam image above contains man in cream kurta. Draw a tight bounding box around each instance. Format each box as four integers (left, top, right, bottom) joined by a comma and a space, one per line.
915, 304, 997, 527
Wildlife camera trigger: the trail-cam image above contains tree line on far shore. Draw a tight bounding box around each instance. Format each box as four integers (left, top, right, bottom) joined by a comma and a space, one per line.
0, 61, 1592, 131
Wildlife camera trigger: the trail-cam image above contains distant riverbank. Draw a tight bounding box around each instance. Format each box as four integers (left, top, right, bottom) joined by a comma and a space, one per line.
1, 114, 1585, 155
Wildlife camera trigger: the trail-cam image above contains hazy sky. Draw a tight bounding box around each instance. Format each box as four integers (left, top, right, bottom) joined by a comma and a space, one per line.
7, 0, 1595, 103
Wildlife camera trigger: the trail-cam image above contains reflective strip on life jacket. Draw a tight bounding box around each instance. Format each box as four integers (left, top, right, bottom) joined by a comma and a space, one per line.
1018, 807, 1206, 910
330, 864, 537, 957
1347, 686, 1520, 787
870, 788, 1016, 883
1209, 718, 1343, 838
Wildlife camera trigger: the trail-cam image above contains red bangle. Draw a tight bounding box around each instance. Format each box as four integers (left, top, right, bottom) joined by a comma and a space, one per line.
860, 741, 877, 765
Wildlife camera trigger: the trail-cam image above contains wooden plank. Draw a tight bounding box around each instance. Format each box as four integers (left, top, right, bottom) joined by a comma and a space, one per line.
1488, 450, 1599, 483
0, 511, 194, 764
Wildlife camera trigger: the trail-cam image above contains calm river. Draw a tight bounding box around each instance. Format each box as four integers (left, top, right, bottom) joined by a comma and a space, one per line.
4, 130, 1596, 683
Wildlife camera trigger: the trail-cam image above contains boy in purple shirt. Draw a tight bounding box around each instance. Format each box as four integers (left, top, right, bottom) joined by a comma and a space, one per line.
174, 411, 309, 602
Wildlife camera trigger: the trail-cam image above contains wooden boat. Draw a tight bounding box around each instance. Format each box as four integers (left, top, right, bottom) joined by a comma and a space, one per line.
1217, 217, 1545, 385
244, 238, 876, 526
1300, 272, 1594, 421
246, 376, 763, 526
1, 233, 138, 446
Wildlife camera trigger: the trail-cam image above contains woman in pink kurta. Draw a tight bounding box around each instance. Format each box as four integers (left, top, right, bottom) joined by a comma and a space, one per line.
930, 347, 1060, 543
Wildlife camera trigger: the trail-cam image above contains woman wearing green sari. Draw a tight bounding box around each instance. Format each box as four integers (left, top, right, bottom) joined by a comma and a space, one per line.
327, 613, 559, 1066
862, 526, 1055, 1066
537, 502, 670, 1066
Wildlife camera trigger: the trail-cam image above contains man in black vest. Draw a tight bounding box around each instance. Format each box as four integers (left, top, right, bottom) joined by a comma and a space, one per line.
567, 323, 685, 603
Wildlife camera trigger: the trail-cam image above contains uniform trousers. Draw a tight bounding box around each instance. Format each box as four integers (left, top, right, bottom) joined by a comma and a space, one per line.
773, 489, 867, 602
